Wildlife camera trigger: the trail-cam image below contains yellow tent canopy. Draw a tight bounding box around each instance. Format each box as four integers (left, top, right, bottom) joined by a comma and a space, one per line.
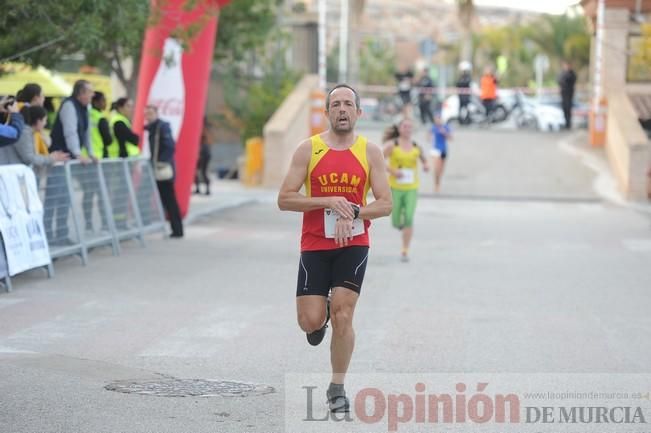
0, 63, 72, 97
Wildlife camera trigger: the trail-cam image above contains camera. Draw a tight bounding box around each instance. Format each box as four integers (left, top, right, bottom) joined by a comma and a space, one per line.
1, 96, 15, 109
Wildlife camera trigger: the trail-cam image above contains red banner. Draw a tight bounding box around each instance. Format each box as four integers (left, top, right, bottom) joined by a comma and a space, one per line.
133, 0, 230, 217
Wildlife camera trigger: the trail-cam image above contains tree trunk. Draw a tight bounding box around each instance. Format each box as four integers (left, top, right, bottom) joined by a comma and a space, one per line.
457, 0, 474, 63
111, 44, 139, 99
460, 29, 473, 63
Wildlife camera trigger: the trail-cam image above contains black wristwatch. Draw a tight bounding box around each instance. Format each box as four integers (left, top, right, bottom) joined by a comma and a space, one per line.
351, 204, 360, 220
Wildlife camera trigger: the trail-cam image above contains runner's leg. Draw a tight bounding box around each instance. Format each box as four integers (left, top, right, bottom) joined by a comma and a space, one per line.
330, 286, 359, 385
329, 246, 367, 385
296, 251, 332, 345
391, 189, 405, 229
401, 189, 418, 258
296, 296, 328, 333
434, 155, 444, 192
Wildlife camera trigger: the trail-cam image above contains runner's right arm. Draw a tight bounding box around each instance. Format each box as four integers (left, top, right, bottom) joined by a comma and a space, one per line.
277, 139, 354, 219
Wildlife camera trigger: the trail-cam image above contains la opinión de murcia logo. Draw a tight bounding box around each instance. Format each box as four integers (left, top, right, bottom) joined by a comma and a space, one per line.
301, 382, 647, 432
303, 382, 520, 431
525, 406, 646, 424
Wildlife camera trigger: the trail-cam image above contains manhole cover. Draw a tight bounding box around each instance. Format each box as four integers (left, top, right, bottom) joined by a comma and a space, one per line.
105, 378, 275, 398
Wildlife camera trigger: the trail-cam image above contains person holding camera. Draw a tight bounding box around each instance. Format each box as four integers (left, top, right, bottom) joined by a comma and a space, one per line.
0, 105, 68, 167
0, 96, 24, 146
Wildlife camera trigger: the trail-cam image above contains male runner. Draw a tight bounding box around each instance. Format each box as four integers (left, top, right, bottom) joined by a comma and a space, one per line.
278, 84, 392, 413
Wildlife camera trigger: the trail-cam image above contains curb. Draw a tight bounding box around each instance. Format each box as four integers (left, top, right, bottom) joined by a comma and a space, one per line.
184, 197, 259, 225
558, 132, 651, 216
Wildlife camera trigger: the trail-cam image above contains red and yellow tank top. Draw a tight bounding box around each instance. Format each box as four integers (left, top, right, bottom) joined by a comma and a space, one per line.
301, 134, 371, 251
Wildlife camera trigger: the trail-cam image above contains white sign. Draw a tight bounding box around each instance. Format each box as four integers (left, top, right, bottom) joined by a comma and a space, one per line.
396, 168, 415, 184
323, 208, 364, 239
0, 165, 51, 276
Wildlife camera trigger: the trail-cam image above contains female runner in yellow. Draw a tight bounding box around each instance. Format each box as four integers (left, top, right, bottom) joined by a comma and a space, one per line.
383, 118, 428, 262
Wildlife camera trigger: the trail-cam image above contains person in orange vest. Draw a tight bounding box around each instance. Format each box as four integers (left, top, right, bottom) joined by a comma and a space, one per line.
480, 66, 498, 121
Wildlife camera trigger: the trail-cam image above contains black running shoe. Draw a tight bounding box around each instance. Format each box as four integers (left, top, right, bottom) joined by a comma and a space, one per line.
306, 296, 330, 346
327, 389, 350, 413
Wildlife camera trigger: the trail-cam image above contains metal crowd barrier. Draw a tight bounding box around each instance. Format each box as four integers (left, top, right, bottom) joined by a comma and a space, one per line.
127, 158, 167, 235
101, 160, 143, 246
38, 157, 166, 266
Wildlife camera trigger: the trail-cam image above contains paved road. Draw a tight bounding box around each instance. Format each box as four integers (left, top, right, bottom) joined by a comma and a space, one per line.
1, 129, 650, 433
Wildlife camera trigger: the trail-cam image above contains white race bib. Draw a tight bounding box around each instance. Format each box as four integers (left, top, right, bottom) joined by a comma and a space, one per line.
324, 208, 365, 239
396, 169, 415, 184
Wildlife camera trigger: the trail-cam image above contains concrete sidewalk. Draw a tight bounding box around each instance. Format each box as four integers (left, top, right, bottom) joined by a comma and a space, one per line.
185, 180, 277, 225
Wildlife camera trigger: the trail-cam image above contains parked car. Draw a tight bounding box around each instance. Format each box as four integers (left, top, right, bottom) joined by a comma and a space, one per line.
515, 92, 566, 131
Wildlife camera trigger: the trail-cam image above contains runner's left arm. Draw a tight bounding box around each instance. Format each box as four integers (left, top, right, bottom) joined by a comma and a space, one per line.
359, 142, 392, 220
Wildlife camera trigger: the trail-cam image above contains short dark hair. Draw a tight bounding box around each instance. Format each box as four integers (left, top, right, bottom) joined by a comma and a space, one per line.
111, 97, 130, 111
326, 84, 360, 110
23, 105, 47, 126
92, 91, 105, 104
72, 79, 91, 98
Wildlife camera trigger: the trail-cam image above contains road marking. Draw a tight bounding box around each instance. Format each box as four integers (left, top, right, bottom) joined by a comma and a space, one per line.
0, 301, 113, 352
622, 239, 651, 252
139, 305, 272, 358
0, 345, 36, 354
0, 298, 25, 310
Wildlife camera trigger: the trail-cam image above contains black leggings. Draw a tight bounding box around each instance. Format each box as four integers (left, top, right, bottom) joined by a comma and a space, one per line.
195, 154, 211, 187
156, 180, 183, 236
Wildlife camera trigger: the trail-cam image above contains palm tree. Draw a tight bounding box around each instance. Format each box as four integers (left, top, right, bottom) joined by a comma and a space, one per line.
524, 14, 588, 66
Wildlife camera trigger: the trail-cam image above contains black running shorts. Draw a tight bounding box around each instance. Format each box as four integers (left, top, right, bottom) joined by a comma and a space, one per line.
296, 246, 369, 297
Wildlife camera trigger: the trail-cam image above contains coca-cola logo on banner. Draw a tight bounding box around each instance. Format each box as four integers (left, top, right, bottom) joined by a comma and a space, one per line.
148, 38, 186, 142
149, 99, 184, 117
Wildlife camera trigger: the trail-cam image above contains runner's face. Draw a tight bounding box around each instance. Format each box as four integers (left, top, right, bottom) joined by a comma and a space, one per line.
399, 120, 412, 137
326, 88, 360, 134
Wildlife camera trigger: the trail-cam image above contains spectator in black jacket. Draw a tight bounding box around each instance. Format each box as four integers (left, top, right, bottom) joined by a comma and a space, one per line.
144, 105, 183, 238
194, 117, 213, 195
558, 61, 577, 130
456, 63, 473, 125
417, 68, 435, 125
